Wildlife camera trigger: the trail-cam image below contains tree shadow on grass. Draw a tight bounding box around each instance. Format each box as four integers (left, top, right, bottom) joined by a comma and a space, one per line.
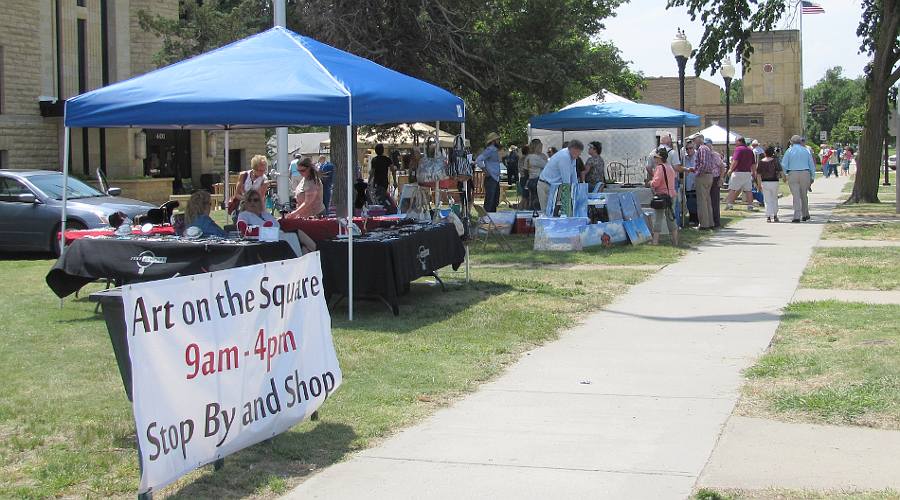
331, 279, 513, 334
167, 421, 357, 499
0, 251, 55, 261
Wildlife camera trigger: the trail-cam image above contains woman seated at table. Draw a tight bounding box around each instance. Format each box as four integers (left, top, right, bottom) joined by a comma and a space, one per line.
285, 158, 326, 219
183, 190, 226, 237
238, 191, 316, 255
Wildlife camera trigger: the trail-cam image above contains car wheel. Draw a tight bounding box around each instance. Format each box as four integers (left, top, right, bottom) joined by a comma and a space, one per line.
51, 221, 86, 257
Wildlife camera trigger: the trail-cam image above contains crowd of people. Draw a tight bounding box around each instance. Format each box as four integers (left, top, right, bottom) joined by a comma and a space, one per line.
177, 127, 841, 251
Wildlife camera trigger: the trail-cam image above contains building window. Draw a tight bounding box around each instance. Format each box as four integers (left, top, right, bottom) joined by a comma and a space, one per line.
77, 0, 86, 6
0, 46, 4, 114
77, 19, 87, 93
0, 150, 8, 169
229, 149, 243, 172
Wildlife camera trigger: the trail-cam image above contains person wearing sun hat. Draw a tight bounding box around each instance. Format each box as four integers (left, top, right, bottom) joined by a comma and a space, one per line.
476, 132, 503, 211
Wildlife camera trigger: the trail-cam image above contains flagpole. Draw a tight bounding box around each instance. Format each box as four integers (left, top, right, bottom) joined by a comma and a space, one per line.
799, 1, 804, 131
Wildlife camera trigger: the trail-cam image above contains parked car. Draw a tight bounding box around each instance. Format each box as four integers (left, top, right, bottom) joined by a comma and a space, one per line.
889, 154, 896, 170
0, 170, 156, 255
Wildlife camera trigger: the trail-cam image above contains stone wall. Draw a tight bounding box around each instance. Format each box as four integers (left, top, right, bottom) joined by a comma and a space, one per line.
0, 1, 59, 169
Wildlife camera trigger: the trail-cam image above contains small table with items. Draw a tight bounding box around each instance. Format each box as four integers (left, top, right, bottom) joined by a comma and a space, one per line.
317, 221, 466, 315
61, 225, 176, 246
278, 216, 401, 242
46, 235, 295, 298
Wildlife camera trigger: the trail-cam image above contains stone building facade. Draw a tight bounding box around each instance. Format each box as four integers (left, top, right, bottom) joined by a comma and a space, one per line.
0, 0, 264, 196
639, 30, 802, 148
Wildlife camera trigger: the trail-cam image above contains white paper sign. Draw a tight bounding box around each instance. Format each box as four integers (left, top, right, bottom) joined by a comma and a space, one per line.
123, 252, 341, 494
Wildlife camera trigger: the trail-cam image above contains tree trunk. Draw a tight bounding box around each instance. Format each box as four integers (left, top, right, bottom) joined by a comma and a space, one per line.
329, 125, 357, 217
847, 0, 899, 204
850, 85, 889, 203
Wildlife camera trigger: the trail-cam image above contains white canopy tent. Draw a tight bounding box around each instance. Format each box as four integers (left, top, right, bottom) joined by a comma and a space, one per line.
694, 123, 749, 145
320, 123, 468, 150
529, 90, 660, 169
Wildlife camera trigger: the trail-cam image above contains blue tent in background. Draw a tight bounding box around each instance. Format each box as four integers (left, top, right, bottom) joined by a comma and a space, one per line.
65, 26, 464, 128
61, 26, 467, 320
529, 102, 700, 131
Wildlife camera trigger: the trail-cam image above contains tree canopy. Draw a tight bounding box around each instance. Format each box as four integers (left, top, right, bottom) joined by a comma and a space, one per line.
666, 0, 900, 203
140, 0, 643, 146
803, 67, 867, 144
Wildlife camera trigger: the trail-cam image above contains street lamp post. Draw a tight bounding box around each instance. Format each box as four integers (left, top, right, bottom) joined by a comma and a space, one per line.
671, 29, 692, 227
720, 59, 736, 162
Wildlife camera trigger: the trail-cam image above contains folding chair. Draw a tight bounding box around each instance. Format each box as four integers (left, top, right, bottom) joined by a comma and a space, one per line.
473, 204, 512, 251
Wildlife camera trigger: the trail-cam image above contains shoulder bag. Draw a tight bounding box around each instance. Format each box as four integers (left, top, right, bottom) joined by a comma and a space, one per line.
649, 164, 673, 210
448, 135, 472, 180
416, 139, 449, 184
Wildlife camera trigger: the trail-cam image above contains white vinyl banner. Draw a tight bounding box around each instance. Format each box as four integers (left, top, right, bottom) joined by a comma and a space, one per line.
122, 253, 341, 494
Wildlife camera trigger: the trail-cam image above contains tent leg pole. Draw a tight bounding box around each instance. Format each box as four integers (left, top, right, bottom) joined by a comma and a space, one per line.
347, 124, 353, 321
224, 130, 230, 214
60, 126, 70, 308
461, 118, 470, 284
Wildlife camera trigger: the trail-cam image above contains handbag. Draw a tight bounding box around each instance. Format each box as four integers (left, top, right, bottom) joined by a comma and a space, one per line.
227, 172, 248, 214
649, 164, 673, 210
416, 139, 449, 184
448, 135, 472, 180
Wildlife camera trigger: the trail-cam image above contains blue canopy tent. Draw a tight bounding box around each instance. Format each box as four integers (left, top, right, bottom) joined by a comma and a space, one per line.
62, 26, 466, 319
529, 102, 700, 131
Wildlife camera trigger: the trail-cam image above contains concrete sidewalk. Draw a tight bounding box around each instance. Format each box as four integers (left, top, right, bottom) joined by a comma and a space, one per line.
284, 177, 849, 500
793, 288, 900, 304
698, 416, 900, 490
817, 239, 900, 247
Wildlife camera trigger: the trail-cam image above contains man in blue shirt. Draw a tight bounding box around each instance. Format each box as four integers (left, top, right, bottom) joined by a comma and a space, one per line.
781, 134, 816, 222
476, 132, 503, 212
537, 139, 584, 210
316, 155, 335, 212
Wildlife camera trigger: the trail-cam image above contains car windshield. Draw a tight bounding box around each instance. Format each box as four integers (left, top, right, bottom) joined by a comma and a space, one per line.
29, 174, 105, 200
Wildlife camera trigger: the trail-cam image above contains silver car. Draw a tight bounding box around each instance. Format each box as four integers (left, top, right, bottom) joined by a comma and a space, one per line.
0, 170, 156, 255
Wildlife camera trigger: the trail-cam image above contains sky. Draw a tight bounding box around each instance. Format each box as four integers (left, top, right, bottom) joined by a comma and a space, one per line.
599, 0, 870, 89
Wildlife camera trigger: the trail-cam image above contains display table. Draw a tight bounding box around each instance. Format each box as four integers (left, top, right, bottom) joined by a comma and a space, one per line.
62, 225, 176, 246
279, 216, 401, 242
318, 222, 465, 315
602, 185, 653, 205
46, 236, 294, 298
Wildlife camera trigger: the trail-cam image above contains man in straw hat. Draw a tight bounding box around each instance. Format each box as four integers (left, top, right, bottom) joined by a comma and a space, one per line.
476, 132, 503, 212
782, 134, 816, 222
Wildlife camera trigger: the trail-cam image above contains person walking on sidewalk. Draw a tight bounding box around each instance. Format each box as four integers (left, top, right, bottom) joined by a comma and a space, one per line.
756, 146, 785, 222
724, 136, 758, 211
782, 134, 816, 223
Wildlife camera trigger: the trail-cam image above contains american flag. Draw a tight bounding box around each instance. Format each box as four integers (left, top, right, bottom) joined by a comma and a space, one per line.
801, 1, 825, 14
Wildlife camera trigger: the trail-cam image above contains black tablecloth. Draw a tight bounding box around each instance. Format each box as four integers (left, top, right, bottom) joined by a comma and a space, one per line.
46, 237, 295, 298
318, 222, 465, 312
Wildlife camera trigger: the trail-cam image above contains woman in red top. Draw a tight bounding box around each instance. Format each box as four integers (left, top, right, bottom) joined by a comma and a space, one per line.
650, 148, 679, 246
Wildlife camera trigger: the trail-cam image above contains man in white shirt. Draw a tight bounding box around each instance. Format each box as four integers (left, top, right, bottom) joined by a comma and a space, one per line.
537, 140, 584, 210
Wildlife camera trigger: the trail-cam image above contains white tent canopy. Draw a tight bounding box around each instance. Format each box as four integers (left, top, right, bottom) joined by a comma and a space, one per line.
530, 89, 659, 170
694, 123, 748, 145
320, 122, 468, 150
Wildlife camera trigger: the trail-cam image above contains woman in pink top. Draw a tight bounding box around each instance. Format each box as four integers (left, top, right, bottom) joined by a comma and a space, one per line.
650, 148, 679, 246
285, 158, 326, 219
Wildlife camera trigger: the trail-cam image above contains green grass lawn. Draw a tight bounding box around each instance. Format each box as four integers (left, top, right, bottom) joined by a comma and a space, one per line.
823, 181, 899, 240
737, 301, 900, 430
799, 247, 900, 291
0, 251, 654, 498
